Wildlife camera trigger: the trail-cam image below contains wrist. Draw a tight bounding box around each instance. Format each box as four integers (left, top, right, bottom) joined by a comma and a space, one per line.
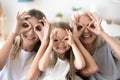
71, 42, 76, 47
99, 31, 106, 38
10, 31, 18, 37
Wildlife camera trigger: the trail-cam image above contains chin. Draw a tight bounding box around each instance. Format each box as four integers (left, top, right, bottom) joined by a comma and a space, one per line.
57, 51, 66, 54
81, 39, 94, 45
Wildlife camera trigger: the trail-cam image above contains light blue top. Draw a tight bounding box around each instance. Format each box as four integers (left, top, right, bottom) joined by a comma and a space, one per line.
88, 43, 120, 80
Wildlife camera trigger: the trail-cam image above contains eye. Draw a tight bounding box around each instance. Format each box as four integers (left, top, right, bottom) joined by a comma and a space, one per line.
90, 24, 95, 29
35, 25, 41, 31
54, 39, 59, 42
22, 23, 29, 28
77, 25, 83, 30
64, 37, 68, 41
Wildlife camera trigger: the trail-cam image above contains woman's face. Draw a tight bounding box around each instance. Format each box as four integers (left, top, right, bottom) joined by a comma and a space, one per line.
78, 15, 97, 45
21, 17, 39, 49
52, 28, 70, 55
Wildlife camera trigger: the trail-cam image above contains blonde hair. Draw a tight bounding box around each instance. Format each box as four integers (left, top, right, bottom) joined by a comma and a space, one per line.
11, 36, 22, 59
49, 22, 77, 79
94, 36, 105, 48
11, 9, 46, 59
79, 12, 105, 48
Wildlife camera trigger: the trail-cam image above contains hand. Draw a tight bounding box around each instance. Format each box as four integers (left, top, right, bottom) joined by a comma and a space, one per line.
65, 30, 74, 46
13, 12, 31, 35
50, 30, 58, 46
34, 17, 50, 42
87, 12, 104, 35
70, 13, 85, 38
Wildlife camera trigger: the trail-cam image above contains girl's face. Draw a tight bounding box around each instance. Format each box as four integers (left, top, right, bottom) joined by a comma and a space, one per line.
78, 15, 97, 45
52, 28, 70, 55
21, 17, 39, 50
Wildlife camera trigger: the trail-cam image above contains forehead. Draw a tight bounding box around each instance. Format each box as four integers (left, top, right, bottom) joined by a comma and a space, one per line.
27, 17, 39, 26
79, 15, 91, 26
52, 28, 67, 38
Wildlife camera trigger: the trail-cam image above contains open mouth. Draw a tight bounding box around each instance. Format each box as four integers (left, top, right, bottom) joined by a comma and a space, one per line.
24, 35, 36, 40
82, 34, 92, 38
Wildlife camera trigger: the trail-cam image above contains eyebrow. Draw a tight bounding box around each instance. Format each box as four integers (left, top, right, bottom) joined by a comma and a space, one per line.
38, 21, 44, 26
78, 23, 84, 27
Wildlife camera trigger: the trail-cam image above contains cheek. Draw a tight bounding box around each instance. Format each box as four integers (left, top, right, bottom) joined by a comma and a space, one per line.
66, 45, 71, 50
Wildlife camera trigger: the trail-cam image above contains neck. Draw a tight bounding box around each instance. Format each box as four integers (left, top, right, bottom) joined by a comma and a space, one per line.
83, 43, 95, 55
22, 44, 35, 52
57, 53, 65, 60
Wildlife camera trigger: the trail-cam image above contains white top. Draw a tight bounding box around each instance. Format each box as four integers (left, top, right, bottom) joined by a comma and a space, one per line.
39, 58, 82, 80
0, 49, 35, 80
39, 58, 70, 80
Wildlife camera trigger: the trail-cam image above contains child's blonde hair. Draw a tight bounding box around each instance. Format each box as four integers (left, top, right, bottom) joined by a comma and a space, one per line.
49, 22, 77, 79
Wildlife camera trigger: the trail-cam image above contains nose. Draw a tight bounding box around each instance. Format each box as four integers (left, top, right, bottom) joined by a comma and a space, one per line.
28, 28, 35, 34
84, 28, 89, 33
59, 41, 65, 46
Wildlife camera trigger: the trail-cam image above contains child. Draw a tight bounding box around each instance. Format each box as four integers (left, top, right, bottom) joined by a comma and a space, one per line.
38, 22, 85, 80
0, 9, 49, 80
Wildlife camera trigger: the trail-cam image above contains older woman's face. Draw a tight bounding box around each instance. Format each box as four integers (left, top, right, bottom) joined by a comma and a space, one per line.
78, 15, 97, 45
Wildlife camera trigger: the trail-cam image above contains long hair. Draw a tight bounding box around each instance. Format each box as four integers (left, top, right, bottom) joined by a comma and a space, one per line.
79, 12, 105, 48
49, 22, 76, 79
12, 9, 46, 59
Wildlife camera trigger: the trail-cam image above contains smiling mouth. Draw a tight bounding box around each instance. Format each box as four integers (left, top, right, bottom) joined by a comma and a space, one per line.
82, 34, 92, 38
57, 46, 66, 50
24, 35, 36, 40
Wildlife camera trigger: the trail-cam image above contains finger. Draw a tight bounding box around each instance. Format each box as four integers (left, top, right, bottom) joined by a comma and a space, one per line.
17, 12, 25, 21
87, 12, 96, 21
17, 12, 21, 20
68, 30, 72, 35
20, 11, 26, 19
22, 12, 31, 20
43, 17, 49, 27
69, 18, 77, 32
74, 13, 80, 22
87, 26, 94, 33
23, 15, 31, 20
66, 29, 69, 35
69, 19, 76, 28
95, 13, 102, 23
88, 21, 94, 27
38, 19, 45, 26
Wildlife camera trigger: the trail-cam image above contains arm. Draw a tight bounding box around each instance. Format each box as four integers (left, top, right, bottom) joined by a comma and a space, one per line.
70, 13, 98, 76
0, 32, 16, 70
66, 30, 85, 70
100, 32, 120, 60
38, 41, 53, 71
27, 17, 50, 80
74, 37, 98, 76
38, 29, 55, 71
72, 43, 86, 70
27, 40, 48, 80
0, 12, 31, 70
88, 12, 120, 60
